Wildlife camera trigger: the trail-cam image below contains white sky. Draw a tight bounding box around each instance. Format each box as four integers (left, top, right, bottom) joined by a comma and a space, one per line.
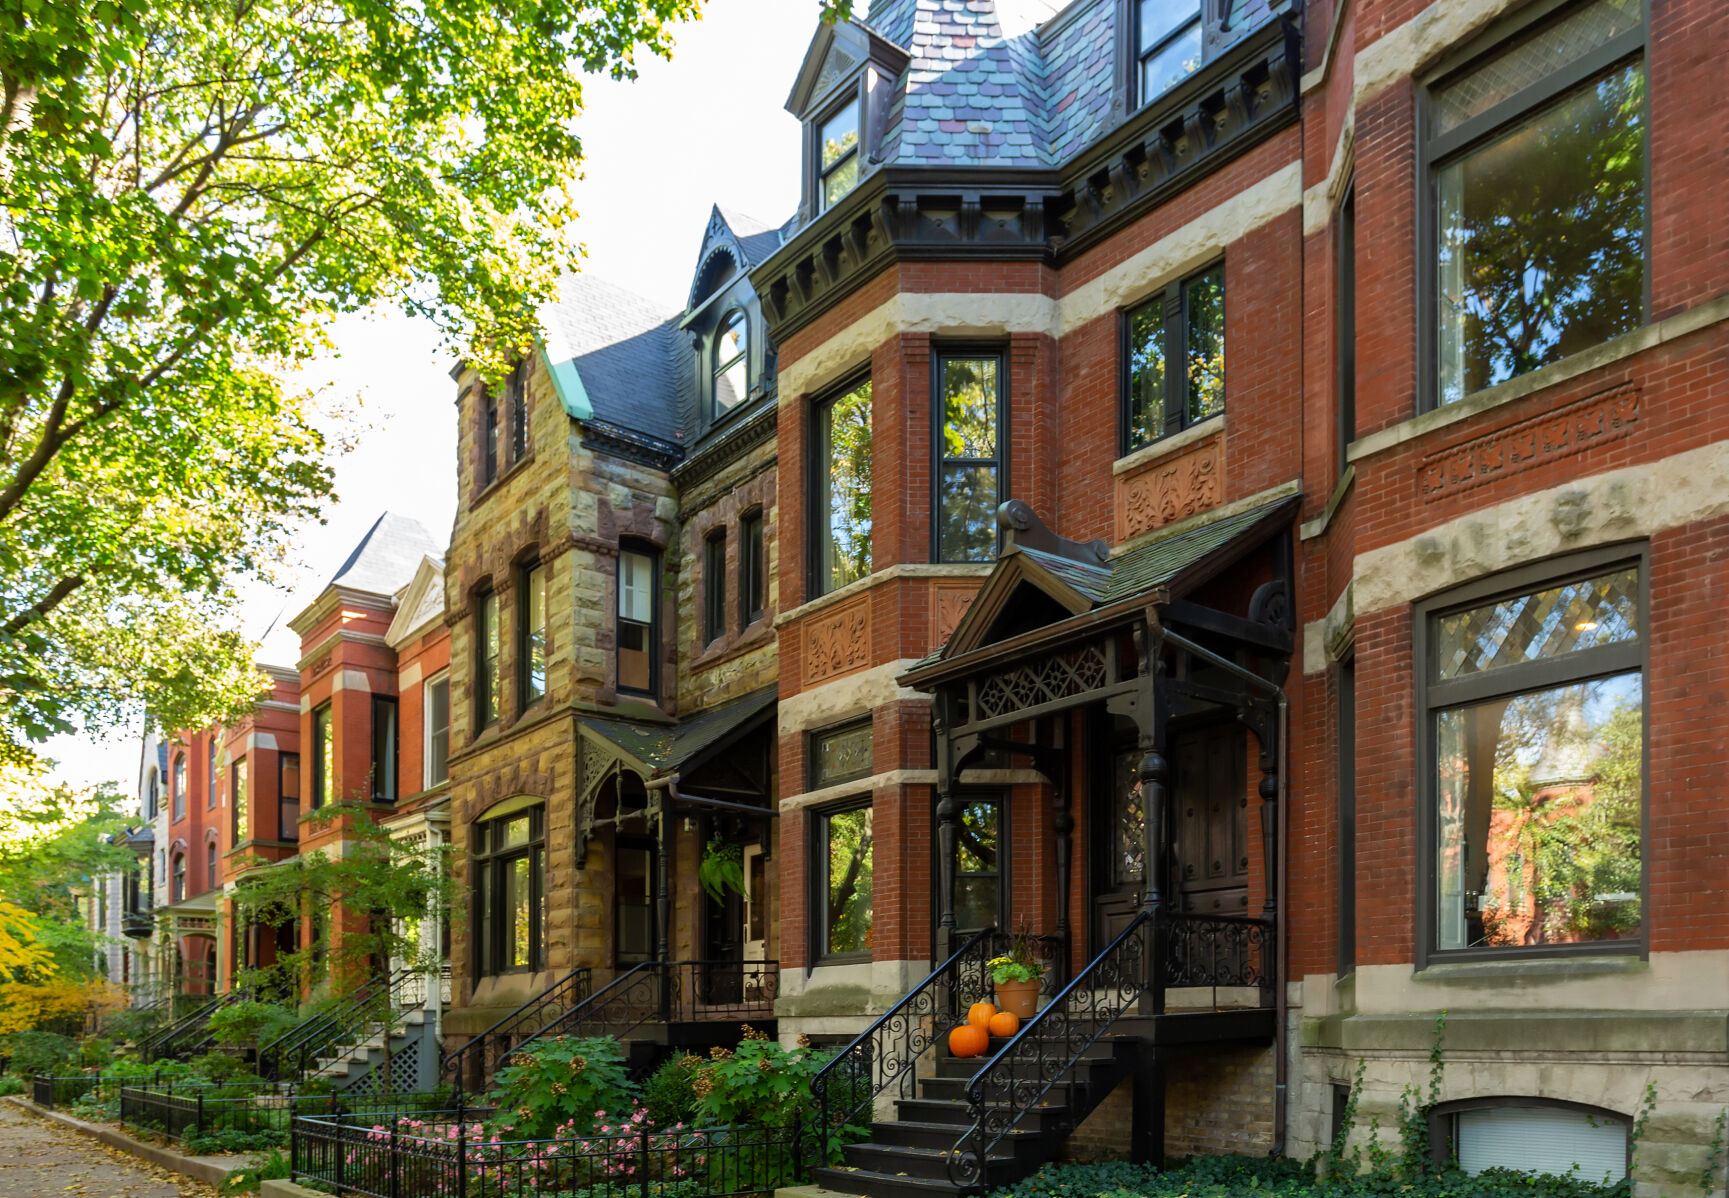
44, 0, 818, 794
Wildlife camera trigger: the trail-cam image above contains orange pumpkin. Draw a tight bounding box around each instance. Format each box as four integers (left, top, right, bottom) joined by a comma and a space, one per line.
967, 1001, 998, 1028
949, 1023, 990, 1058
987, 1011, 1020, 1038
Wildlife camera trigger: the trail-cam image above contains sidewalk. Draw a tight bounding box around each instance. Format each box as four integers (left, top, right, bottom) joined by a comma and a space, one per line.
0, 1100, 220, 1197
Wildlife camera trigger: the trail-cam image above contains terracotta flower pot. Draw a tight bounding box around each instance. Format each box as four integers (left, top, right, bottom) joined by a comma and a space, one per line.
994, 978, 1040, 1020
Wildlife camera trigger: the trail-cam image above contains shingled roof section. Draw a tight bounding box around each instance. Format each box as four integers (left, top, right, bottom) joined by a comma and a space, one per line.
540, 274, 685, 444
714, 206, 787, 269
327, 511, 444, 597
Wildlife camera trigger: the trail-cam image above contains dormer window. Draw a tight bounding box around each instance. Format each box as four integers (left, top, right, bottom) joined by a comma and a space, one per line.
1138, 0, 1203, 104
714, 309, 750, 414
819, 98, 861, 211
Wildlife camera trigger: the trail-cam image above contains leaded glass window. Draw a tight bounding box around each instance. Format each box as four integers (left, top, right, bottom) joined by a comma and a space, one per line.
1113, 749, 1147, 886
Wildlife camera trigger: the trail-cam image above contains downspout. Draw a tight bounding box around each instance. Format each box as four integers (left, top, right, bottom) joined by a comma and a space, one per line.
1159, 628, 1290, 1157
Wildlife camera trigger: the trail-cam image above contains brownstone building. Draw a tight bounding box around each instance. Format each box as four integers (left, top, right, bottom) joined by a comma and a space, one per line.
432, 0, 1727, 1191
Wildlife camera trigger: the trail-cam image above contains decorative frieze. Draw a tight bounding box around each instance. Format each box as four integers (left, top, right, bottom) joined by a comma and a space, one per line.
1418, 384, 1641, 502
1116, 433, 1225, 540
804, 594, 872, 685
931, 581, 979, 650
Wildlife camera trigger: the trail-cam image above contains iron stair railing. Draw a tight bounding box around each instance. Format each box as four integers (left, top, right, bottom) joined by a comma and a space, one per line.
442, 966, 593, 1099
806, 927, 1001, 1170
944, 908, 1275, 1188
258, 968, 424, 1084
140, 989, 248, 1062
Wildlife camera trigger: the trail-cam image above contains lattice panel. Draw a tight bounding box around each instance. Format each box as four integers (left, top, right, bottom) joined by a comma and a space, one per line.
1437, 568, 1637, 680
975, 645, 1109, 720
339, 1036, 420, 1096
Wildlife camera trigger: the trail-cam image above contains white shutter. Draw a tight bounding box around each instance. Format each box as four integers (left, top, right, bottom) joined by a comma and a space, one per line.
1457, 1106, 1627, 1183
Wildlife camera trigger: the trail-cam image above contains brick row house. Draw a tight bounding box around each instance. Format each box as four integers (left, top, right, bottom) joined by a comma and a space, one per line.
98, 0, 1727, 1187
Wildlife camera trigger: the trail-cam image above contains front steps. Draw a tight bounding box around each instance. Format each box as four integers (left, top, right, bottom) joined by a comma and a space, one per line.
311, 1006, 439, 1094
813, 1037, 1135, 1198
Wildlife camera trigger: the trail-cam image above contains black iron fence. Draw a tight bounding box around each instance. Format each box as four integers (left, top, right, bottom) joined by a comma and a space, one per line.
30, 1073, 136, 1109
118, 1082, 454, 1147
293, 1111, 807, 1198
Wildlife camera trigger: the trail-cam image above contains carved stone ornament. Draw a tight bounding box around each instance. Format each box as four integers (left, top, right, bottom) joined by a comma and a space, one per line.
1419, 384, 1640, 502
804, 594, 872, 685
932, 582, 980, 647
1116, 434, 1224, 540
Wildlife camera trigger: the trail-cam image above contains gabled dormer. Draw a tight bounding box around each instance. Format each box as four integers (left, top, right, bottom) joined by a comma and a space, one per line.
679, 205, 782, 442
785, 18, 909, 225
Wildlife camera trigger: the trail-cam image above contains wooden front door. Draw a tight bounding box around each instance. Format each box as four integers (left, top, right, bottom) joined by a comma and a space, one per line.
1171, 723, 1249, 917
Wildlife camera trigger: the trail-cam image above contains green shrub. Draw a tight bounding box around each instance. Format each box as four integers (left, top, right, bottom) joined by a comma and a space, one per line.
692, 1027, 825, 1132
981, 1157, 1629, 1198
3, 1030, 76, 1076
207, 1002, 300, 1049
642, 1053, 702, 1127
74, 1035, 114, 1069
0, 1075, 23, 1096
187, 1126, 287, 1155
485, 1035, 636, 1139
219, 1148, 291, 1194
187, 1051, 263, 1084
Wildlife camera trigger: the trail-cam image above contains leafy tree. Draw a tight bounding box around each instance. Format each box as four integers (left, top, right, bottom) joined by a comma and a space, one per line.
0, 0, 708, 757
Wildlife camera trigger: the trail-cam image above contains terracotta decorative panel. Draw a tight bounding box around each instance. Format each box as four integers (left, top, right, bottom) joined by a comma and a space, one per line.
1116, 434, 1225, 541
931, 581, 979, 649
804, 594, 872, 685
1419, 384, 1640, 502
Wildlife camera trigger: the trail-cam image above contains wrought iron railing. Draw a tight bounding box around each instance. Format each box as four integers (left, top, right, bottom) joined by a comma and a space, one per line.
946, 911, 1153, 1188
442, 966, 592, 1098
259, 968, 424, 1083
119, 1081, 449, 1146
1163, 911, 1275, 1007
139, 989, 246, 1062
292, 1109, 804, 1198
806, 927, 1002, 1169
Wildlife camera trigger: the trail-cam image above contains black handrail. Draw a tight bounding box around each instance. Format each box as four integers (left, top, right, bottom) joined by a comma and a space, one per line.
443, 966, 592, 1098
140, 989, 248, 1062
260, 968, 424, 1083
806, 926, 1000, 1171
947, 911, 1155, 1187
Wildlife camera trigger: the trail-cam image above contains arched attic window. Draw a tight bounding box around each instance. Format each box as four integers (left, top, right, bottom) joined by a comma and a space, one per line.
714, 309, 750, 415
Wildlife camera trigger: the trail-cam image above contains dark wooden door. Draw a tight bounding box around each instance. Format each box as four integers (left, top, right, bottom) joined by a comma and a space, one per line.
1171, 723, 1249, 916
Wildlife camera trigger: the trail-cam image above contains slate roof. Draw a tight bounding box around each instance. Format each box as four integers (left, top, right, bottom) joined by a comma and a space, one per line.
842, 0, 1279, 176
714, 206, 787, 269
327, 511, 444, 597
540, 274, 686, 443
580, 685, 777, 777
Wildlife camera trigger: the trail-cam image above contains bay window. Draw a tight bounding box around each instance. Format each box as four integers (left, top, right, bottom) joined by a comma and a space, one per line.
817, 804, 874, 959
476, 588, 500, 729
617, 545, 658, 697
811, 377, 872, 596
311, 703, 334, 810
935, 351, 1005, 562
474, 805, 545, 976
519, 560, 547, 709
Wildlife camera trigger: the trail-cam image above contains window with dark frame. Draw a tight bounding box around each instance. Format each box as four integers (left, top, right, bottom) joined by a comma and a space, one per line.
508, 361, 528, 464
817, 803, 874, 959
1336, 180, 1356, 471
476, 588, 500, 730
617, 545, 658, 697
231, 757, 248, 846
1427, 0, 1646, 408
935, 351, 1006, 563
1420, 550, 1645, 960
811, 377, 872, 597
206, 839, 217, 893
426, 675, 451, 785
519, 561, 547, 709
1136, 0, 1203, 105
147, 769, 158, 820
1123, 263, 1225, 453
207, 737, 217, 808
739, 509, 764, 626
953, 797, 1002, 933
171, 852, 185, 902
811, 719, 874, 789
312, 703, 334, 810
714, 310, 750, 415
703, 529, 727, 645
172, 754, 186, 821
371, 695, 398, 802
473, 805, 546, 976
279, 753, 300, 842
482, 391, 500, 486
816, 95, 861, 213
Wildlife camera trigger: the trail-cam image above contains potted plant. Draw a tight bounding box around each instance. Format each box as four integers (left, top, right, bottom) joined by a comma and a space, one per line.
986, 929, 1044, 1020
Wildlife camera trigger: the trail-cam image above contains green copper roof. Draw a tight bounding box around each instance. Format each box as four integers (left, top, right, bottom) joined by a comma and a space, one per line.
580, 685, 776, 777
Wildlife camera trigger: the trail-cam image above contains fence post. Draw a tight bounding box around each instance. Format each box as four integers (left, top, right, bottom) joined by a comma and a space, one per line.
289, 1112, 298, 1182
334, 1115, 346, 1194
640, 1124, 651, 1198
457, 1110, 467, 1198
389, 1117, 401, 1198
196, 1090, 204, 1142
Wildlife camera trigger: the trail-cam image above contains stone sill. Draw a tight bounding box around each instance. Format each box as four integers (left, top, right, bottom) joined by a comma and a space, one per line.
775, 563, 993, 630
1111, 413, 1226, 476
1413, 954, 1647, 985
1346, 294, 1729, 466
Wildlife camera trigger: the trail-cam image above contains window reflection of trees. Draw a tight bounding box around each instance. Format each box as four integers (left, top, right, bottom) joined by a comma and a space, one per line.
939, 356, 1001, 562
820, 381, 873, 593
825, 806, 873, 955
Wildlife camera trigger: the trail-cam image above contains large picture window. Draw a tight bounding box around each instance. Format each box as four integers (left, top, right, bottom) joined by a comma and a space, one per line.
617, 546, 658, 696
811, 378, 872, 596
1420, 551, 1644, 959
935, 351, 1005, 563
474, 805, 545, 976
1428, 0, 1645, 407
1123, 264, 1225, 453
817, 803, 873, 959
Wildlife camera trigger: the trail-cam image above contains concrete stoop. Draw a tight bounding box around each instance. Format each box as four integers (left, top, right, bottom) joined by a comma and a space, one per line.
3, 1095, 250, 1188
311, 1005, 439, 1093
